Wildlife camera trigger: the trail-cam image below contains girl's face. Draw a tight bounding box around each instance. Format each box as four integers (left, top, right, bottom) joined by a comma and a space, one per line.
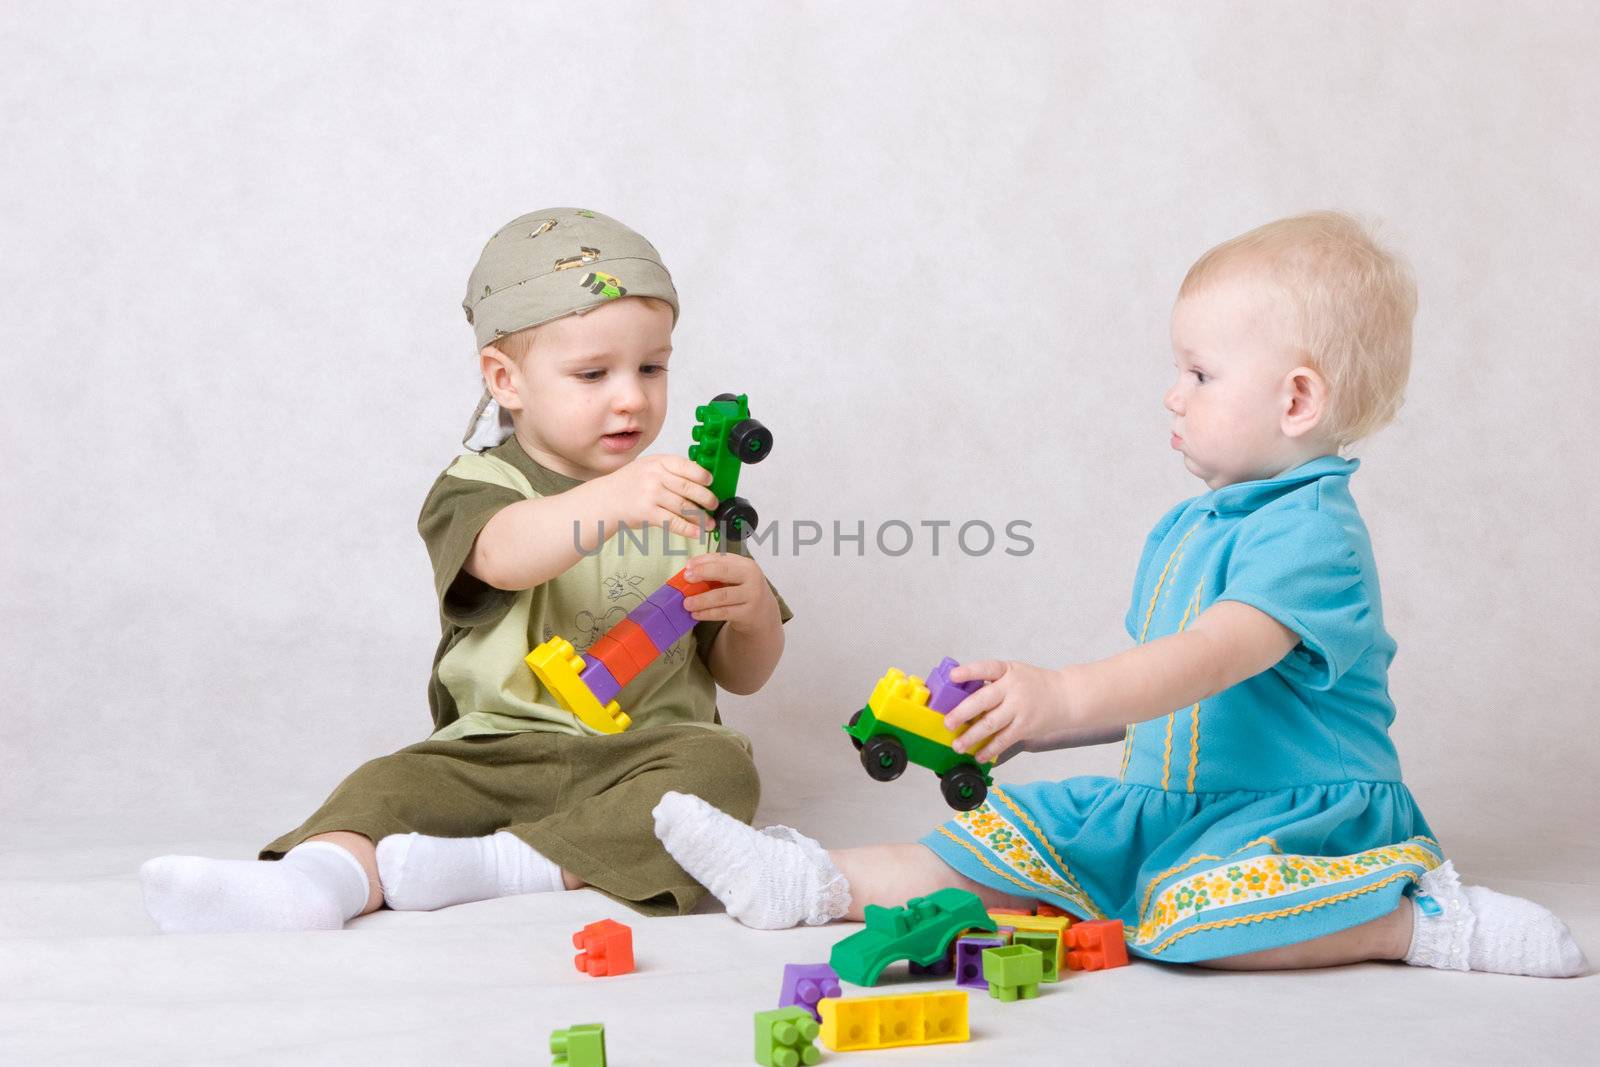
1166, 278, 1316, 490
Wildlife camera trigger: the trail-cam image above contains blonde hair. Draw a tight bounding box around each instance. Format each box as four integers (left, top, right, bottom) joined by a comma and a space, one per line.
1179, 211, 1417, 449
481, 295, 676, 368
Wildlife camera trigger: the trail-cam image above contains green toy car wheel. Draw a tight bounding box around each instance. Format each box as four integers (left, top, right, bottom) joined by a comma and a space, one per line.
940, 766, 988, 811
862, 735, 908, 782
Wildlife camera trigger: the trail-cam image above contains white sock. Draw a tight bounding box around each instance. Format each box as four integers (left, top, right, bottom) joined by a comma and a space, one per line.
1403, 860, 1588, 977
375, 831, 567, 911
139, 842, 371, 934
651, 790, 850, 930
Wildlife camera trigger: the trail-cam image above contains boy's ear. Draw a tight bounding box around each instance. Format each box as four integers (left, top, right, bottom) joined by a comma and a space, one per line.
1281, 366, 1328, 440
479, 347, 523, 412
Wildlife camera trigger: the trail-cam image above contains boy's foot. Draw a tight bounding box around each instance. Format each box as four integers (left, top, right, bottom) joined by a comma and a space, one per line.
651, 790, 850, 929
374, 831, 567, 911
1404, 860, 1588, 977
139, 842, 370, 934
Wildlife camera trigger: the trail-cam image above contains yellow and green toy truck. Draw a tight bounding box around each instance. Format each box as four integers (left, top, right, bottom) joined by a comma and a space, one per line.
843, 664, 994, 811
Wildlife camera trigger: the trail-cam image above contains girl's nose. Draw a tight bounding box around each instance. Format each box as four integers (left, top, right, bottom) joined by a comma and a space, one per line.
1164, 382, 1184, 415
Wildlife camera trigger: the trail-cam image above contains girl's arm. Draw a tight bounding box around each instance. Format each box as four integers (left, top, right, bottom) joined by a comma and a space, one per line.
945, 601, 1299, 763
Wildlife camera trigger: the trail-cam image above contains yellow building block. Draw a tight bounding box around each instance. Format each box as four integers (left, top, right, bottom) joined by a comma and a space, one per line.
866, 668, 970, 749
525, 637, 631, 735
987, 913, 1071, 966
817, 990, 969, 1052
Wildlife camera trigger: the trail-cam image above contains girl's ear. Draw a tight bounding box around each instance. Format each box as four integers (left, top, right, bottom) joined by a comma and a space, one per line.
1281, 365, 1328, 440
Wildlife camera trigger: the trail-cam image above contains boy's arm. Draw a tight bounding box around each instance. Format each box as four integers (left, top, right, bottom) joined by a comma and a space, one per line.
678, 551, 785, 696
947, 601, 1298, 762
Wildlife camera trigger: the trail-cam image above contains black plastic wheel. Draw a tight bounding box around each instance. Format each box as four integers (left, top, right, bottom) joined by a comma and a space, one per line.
714, 496, 758, 541
711, 392, 739, 403
940, 767, 988, 811
846, 710, 864, 750
861, 736, 908, 782
727, 418, 772, 463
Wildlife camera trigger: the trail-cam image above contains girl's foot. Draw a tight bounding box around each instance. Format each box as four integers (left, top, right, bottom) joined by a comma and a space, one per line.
1404, 860, 1588, 977
651, 791, 850, 929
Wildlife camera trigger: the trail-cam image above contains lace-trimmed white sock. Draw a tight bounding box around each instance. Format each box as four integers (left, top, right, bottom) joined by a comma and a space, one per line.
1403, 860, 1588, 977
651, 790, 850, 929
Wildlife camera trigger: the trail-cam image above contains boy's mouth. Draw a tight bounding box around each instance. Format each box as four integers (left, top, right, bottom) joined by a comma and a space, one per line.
601, 430, 642, 453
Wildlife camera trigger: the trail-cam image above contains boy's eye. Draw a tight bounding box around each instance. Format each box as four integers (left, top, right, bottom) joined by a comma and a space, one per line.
577, 369, 605, 382
640, 363, 666, 377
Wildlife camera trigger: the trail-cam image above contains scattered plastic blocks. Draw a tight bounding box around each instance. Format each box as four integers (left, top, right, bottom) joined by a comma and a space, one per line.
955, 934, 1008, 990
982, 945, 1044, 1002
526, 637, 630, 734
1013, 929, 1062, 981
550, 1023, 606, 1067
573, 919, 634, 977
778, 963, 842, 1020
909, 956, 953, 977
830, 888, 995, 986
1065, 918, 1130, 971
1035, 903, 1071, 919
924, 656, 981, 713
754, 1006, 822, 1067
818, 990, 969, 1052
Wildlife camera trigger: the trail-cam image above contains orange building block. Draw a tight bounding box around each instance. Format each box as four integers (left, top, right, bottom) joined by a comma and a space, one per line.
586, 634, 641, 687
1035, 904, 1072, 920
609, 618, 660, 672
665, 568, 721, 599
1064, 919, 1128, 971
574, 918, 634, 977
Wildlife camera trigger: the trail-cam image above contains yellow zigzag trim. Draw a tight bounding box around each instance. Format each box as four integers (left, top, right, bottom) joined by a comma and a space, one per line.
1161, 582, 1204, 790
993, 788, 1091, 900
1123, 524, 1200, 781
1146, 868, 1422, 955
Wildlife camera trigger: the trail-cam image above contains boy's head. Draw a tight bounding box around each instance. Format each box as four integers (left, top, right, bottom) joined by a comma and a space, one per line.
1166, 210, 1417, 489
461, 209, 678, 479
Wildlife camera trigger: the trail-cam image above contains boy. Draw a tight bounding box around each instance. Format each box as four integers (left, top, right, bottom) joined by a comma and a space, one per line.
141, 208, 790, 932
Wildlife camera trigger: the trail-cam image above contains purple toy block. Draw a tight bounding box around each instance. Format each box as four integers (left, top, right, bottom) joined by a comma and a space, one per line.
926, 656, 982, 713
909, 956, 953, 977
628, 600, 681, 653
778, 963, 842, 1021
578, 658, 622, 705
645, 584, 698, 640
955, 936, 1006, 990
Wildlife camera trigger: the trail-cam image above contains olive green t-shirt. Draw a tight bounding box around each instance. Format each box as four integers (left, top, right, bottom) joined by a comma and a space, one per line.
417, 435, 791, 742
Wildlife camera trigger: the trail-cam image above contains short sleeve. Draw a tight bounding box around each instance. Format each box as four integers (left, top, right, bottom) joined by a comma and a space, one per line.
1216, 510, 1376, 691
1126, 501, 1192, 641
416, 470, 526, 628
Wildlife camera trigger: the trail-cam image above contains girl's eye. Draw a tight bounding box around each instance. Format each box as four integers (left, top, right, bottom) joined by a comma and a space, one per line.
577, 370, 605, 382
1191, 369, 1208, 384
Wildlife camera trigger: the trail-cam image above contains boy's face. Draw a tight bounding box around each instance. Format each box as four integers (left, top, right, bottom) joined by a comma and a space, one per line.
1166, 277, 1316, 490
486, 297, 675, 480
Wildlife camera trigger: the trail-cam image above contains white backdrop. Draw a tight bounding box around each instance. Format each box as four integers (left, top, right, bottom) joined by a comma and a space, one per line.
3, 2, 1597, 882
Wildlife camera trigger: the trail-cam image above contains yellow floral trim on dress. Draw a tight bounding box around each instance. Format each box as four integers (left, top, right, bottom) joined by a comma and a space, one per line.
1134, 837, 1442, 948
946, 797, 1103, 919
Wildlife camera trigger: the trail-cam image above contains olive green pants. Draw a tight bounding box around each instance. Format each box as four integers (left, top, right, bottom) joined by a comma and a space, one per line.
260, 723, 760, 916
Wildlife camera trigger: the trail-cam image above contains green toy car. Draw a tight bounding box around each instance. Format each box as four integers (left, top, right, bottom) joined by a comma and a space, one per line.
688, 392, 772, 541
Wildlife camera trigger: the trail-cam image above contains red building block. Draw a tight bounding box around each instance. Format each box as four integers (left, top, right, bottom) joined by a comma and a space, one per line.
1035, 904, 1072, 920
608, 618, 660, 673
665, 568, 720, 599
586, 634, 641, 687
574, 918, 634, 977
1064, 919, 1128, 971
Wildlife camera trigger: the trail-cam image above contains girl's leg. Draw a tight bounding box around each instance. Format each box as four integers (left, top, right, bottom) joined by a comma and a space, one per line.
832, 843, 1037, 921
1197, 900, 1412, 970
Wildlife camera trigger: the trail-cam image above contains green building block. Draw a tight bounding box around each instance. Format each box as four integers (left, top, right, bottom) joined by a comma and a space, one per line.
982, 944, 1043, 1002
687, 393, 772, 541
755, 1006, 822, 1067
1012, 928, 1061, 982
550, 1022, 606, 1067
830, 886, 996, 986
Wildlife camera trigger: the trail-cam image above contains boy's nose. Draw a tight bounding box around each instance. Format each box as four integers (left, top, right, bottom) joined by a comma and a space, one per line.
612, 377, 647, 413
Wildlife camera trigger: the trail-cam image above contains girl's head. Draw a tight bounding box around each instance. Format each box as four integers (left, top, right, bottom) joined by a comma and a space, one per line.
1166, 211, 1417, 489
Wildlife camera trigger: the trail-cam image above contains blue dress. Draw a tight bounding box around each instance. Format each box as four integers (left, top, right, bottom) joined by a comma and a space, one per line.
920, 456, 1444, 962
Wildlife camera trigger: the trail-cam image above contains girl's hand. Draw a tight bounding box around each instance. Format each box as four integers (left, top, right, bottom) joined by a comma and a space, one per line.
595, 455, 719, 541
681, 552, 779, 633
942, 660, 1077, 764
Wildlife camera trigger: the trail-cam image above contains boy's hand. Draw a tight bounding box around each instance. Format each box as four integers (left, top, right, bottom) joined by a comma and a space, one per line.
943, 660, 1076, 764
682, 552, 779, 633
596, 455, 720, 541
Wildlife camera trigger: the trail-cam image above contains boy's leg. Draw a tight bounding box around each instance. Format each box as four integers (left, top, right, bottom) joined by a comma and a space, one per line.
305, 830, 384, 915
501, 726, 762, 916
